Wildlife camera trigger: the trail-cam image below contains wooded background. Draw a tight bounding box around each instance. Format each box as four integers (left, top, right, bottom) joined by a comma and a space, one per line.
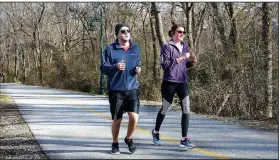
0, 2, 278, 122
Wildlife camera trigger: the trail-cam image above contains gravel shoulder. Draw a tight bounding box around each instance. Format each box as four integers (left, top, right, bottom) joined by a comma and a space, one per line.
0, 93, 48, 159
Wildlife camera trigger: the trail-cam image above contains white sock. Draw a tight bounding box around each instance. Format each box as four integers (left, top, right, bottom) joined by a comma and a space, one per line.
153, 129, 159, 134
181, 137, 187, 140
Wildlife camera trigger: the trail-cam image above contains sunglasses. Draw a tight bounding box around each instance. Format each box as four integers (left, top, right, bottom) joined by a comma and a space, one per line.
120, 29, 131, 34
177, 30, 186, 34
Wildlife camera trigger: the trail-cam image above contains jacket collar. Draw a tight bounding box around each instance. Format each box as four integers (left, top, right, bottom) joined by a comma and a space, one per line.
167, 38, 187, 46
167, 38, 188, 53
114, 39, 136, 50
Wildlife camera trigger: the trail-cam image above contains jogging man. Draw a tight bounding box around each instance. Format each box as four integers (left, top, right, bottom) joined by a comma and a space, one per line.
101, 23, 141, 154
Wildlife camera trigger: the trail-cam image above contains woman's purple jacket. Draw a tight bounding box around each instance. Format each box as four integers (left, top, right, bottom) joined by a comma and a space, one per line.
160, 39, 190, 83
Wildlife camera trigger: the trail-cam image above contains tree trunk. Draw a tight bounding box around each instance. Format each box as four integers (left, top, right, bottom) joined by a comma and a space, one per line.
211, 3, 228, 52
142, 10, 149, 75
37, 4, 45, 85
187, 3, 194, 49
181, 2, 194, 49
1, 52, 5, 82
63, 11, 69, 61
193, 3, 207, 58
32, 34, 38, 69
82, 17, 85, 55
1, 52, 4, 73
150, 14, 158, 78
170, 3, 177, 23
226, 3, 238, 58
80, 12, 97, 71
38, 39, 43, 85
194, 3, 207, 47
7, 12, 18, 81
23, 55, 26, 84
6, 54, 9, 76
14, 41, 18, 81
151, 2, 166, 48
262, 2, 273, 119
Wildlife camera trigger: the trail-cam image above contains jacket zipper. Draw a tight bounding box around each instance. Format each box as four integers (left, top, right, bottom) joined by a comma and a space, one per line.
177, 51, 181, 77
169, 41, 185, 81
125, 49, 128, 91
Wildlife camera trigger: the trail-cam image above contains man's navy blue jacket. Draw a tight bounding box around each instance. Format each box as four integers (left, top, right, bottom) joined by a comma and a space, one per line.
101, 39, 141, 91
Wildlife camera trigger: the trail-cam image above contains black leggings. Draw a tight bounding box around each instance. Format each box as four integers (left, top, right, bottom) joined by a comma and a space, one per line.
155, 81, 190, 137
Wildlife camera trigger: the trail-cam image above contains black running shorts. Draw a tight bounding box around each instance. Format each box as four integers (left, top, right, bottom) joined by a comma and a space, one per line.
108, 89, 140, 120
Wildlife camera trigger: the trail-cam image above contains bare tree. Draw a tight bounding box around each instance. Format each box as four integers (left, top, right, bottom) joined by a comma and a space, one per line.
225, 3, 238, 57
151, 2, 166, 48
141, 4, 149, 75
170, 3, 177, 23
0, 2, 277, 123
150, 8, 158, 78
180, 2, 194, 49
211, 3, 228, 52
262, 2, 273, 119
193, 3, 207, 56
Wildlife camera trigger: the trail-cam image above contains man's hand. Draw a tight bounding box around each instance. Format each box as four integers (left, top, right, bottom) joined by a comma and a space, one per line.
135, 67, 141, 75
116, 62, 125, 70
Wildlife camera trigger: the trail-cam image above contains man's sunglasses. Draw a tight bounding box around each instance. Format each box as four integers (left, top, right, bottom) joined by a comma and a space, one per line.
177, 30, 186, 34
120, 29, 131, 34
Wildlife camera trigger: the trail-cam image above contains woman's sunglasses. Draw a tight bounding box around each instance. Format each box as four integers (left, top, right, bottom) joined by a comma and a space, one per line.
177, 30, 186, 34
120, 29, 131, 34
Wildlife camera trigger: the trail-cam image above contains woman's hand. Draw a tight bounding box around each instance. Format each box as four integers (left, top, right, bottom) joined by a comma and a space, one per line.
189, 55, 197, 63
185, 52, 190, 59
186, 54, 197, 69
176, 56, 186, 63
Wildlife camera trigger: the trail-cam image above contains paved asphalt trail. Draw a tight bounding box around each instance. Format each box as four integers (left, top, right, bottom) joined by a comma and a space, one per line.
0, 83, 278, 159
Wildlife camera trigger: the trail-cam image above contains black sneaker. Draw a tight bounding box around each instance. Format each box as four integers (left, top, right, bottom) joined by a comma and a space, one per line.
151, 129, 161, 146
124, 138, 137, 153
179, 138, 195, 149
111, 142, 120, 155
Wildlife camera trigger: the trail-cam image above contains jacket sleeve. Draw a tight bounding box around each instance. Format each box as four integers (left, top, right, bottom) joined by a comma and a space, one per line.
101, 47, 118, 76
160, 44, 177, 71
